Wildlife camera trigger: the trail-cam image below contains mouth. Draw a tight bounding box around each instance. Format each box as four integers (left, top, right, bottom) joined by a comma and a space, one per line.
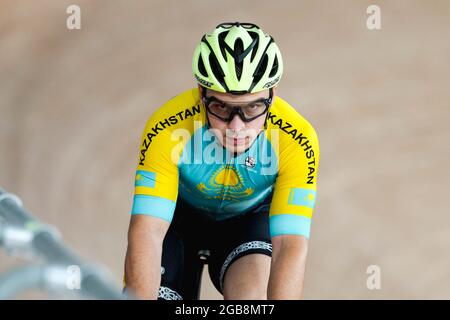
225, 136, 247, 146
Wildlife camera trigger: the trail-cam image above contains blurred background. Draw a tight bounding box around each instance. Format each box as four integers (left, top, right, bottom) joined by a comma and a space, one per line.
1, 0, 449, 299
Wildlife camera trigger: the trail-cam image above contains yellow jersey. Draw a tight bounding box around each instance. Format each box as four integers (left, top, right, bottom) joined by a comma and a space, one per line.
131, 88, 319, 239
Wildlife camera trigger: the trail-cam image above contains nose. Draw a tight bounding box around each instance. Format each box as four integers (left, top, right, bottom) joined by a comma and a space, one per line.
227, 114, 246, 132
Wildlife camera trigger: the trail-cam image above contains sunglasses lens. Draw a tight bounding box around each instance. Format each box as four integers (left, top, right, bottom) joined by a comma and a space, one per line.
241, 103, 267, 117
207, 102, 268, 122
217, 22, 233, 28
208, 101, 231, 118
216, 22, 258, 29
241, 23, 258, 29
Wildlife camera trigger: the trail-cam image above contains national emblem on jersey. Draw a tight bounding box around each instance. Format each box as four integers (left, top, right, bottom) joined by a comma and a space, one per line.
196, 165, 254, 201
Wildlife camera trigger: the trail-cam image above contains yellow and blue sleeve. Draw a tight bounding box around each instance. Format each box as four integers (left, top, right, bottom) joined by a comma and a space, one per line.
130, 94, 196, 222
268, 109, 320, 239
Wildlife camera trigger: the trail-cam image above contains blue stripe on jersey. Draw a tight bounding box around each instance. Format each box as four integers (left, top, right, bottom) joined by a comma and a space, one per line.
131, 194, 175, 222
269, 214, 311, 238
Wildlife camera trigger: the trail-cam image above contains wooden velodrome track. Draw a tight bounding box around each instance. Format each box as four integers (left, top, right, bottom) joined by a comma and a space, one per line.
1, 0, 449, 299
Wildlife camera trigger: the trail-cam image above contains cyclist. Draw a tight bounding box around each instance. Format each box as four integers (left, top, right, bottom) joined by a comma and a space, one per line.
124, 22, 320, 300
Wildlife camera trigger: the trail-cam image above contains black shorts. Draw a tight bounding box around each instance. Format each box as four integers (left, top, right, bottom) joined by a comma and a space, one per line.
158, 195, 273, 300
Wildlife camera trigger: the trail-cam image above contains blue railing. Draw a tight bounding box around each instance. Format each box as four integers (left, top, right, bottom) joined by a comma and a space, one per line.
0, 186, 125, 299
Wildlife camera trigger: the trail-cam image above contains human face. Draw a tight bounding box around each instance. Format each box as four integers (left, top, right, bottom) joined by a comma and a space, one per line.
200, 86, 275, 154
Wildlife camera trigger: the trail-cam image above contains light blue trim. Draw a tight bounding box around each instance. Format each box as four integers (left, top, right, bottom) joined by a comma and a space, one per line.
270, 214, 311, 239
131, 195, 175, 222
135, 170, 156, 188
288, 188, 316, 208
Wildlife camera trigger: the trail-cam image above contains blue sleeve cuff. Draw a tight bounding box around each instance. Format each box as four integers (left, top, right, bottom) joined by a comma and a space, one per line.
269, 214, 311, 239
131, 194, 176, 223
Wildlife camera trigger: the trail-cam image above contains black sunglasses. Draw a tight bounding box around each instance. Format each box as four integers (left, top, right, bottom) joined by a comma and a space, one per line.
202, 88, 273, 123
216, 22, 260, 30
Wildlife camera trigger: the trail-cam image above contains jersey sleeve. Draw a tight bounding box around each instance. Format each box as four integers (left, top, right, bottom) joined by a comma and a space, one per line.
269, 118, 320, 239
130, 108, 180, 223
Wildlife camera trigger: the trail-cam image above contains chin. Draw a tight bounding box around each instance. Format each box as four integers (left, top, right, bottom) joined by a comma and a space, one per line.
228, 146, 246, 154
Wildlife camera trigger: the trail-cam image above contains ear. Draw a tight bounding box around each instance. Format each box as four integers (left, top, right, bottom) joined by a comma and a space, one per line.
198, 84, 206, 96
272, 85, 277, 97
270, 86, 278, 105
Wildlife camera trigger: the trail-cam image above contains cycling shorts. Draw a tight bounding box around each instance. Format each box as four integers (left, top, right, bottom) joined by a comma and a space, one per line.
158, 194, 273, 300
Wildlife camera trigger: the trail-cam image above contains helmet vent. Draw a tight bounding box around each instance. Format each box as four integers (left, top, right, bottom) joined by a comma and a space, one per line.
198, 55, 208, 77
234, 38, 244, 80
218, 31, 229, 61
208, 53, 228, 91
269, 55, 278, 78
248, 31, 259, 63
234, 38, 244, 60
252, 53, 268, 85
